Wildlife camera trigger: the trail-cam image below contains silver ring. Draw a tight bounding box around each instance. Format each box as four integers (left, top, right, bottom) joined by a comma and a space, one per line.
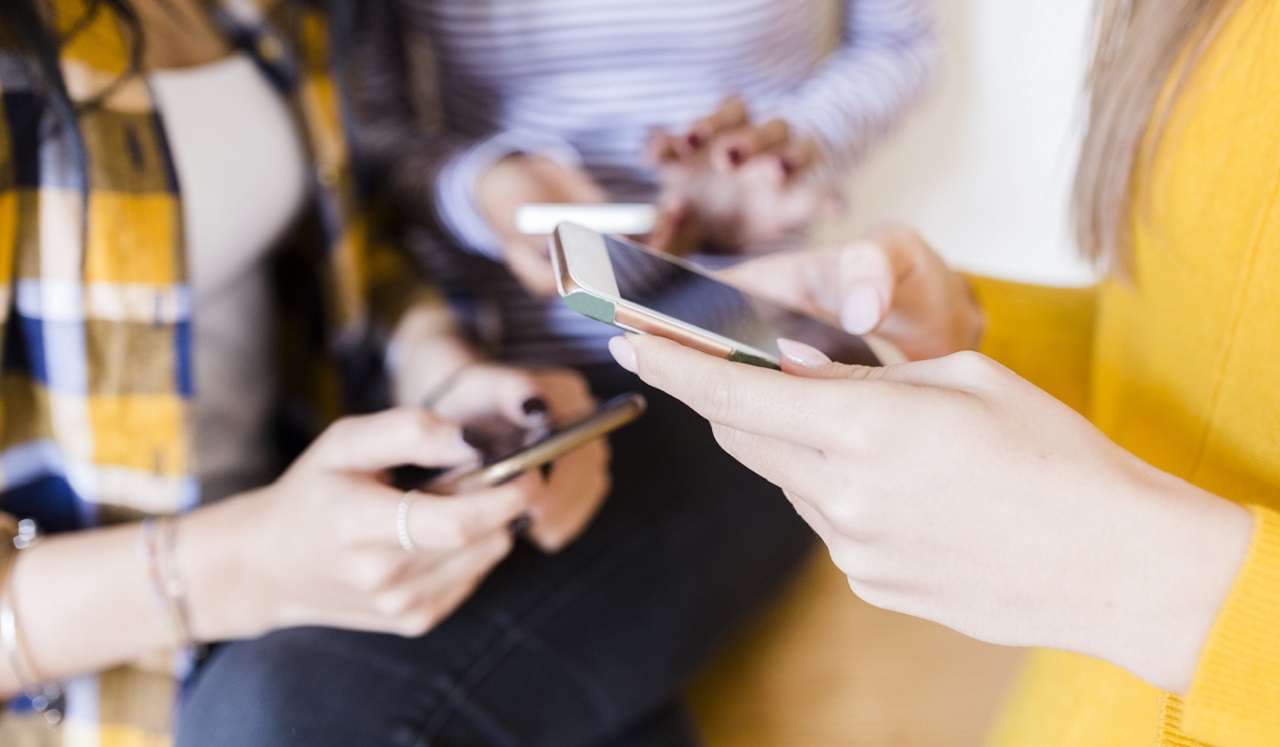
396, 493, 418, 553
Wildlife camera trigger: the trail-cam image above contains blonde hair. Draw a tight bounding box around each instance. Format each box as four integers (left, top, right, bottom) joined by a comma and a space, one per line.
1072, 0, 1239, 276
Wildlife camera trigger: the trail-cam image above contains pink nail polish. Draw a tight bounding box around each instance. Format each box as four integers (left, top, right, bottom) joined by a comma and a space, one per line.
777, 338, 832, 368
609, 336, 639, 373
841, 286, 884, 335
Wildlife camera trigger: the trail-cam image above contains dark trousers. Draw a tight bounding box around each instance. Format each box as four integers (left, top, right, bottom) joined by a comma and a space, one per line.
175, 366, 814, 747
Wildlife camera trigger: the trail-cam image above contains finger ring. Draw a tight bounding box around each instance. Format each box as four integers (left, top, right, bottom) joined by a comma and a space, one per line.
396, 492, 418, 553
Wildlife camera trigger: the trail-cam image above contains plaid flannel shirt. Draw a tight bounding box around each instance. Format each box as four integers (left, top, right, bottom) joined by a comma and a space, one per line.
0, 0, 432, 742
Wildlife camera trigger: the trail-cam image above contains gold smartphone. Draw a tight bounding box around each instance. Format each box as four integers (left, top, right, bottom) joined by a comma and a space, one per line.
550, 223, 882, 369
424, 393, 647, 495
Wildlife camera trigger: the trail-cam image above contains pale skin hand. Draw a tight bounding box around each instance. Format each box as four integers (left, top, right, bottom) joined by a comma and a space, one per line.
428, 364, 611, 553
1, 409, 535, 695
475, 153, 608, 296
385, 309, 611, 553
609, 333, 1255, 695
720, 224, 984, 361
646, 97, 843, 255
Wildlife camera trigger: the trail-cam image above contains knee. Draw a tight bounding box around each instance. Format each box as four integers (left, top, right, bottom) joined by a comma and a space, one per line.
175, 628, 363, 747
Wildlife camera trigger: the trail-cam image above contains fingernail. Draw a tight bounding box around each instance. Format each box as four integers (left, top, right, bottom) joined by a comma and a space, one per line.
841, 285, 884, 335
727, 147, 745, 166
686, 131, 703, 148
454, 432, 479, 458
777, 338, 832, 367
609, 336, 638, 374
461, 425, 487, 451
522, 397, 549, 417
507, 513, 533, 537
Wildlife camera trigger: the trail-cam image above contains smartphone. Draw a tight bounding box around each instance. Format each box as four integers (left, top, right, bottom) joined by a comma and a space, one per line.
550, 222, 882, 369
424, 393, 647, 495
516, 204, 657, 236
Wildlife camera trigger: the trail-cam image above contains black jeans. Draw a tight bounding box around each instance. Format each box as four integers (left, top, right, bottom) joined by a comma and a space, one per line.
176, 366, 815, 747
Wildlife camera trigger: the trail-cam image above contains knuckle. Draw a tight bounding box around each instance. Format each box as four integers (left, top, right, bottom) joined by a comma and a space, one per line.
435, 515, 480, 549
375, 589, 414, 619
348, 556, 394, 594
823, 496, 868, 535
709, 423, 740, 453
406, 408, 442, 439
828, 543, 864, 577
332, 511, 367, 550
831, 415, 873, 455
846, 577, 888, 609
696, 372, 738, 424
395, 606, 440, 637
484, 532, 515, 562
313, 417, 356, 456
325, 497, 367, 547
947, 350, 997, 380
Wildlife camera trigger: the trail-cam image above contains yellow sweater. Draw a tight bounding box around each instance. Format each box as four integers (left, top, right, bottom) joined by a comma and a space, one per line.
974, 1, 1280, 744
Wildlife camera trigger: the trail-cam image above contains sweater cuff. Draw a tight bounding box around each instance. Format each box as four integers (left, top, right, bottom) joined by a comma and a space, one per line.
433, 130, 582, 260
1181, 504, 1280, 745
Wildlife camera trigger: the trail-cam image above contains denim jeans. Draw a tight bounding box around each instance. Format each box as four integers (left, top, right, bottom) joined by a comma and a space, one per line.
175, 366, 815, 746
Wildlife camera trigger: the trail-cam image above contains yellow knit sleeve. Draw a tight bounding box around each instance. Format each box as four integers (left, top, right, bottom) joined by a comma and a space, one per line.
1171, 505, 1280, 745
966, 275, 1099, 414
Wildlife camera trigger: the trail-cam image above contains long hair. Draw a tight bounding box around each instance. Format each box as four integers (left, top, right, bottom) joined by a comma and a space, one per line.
1073, 0, 1239, 276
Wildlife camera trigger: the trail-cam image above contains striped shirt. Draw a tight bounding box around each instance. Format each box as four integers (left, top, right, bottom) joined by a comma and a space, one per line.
361, 0, 937, 364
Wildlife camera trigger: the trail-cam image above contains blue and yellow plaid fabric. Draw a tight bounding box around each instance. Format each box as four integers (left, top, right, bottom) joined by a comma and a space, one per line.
0, 0, 431, 742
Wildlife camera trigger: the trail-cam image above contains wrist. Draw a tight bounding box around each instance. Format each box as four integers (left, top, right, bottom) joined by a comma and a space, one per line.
176, 493, 275, 641
388, 305, 482, 406
1087, 468, 1253, 693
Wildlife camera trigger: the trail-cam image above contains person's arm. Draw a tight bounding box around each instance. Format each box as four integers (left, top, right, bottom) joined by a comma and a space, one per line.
0, 409, 530, 696
755, 0, 938, 172
350, 0, 582, 260
609, 332, 1255, 701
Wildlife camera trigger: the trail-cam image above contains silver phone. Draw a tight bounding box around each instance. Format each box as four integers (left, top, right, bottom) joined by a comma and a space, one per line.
550, 222, 881, 369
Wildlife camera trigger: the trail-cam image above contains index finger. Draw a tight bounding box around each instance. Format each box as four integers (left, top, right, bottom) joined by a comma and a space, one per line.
409, 476, 534, 549
303, 408, 477, 474
613, 334, 855, 449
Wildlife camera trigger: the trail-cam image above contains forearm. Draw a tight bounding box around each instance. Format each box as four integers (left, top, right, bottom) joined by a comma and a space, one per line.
386, 299, 485, 406
351, 2, 580, 257
1075, 467, 1253, 695
3, 498, 261, 694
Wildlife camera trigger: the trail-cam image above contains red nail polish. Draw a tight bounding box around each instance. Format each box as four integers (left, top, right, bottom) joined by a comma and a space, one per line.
686, 131, 703, 148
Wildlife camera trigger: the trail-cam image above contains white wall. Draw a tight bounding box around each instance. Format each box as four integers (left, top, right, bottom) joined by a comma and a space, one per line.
820, 0, 1098, 286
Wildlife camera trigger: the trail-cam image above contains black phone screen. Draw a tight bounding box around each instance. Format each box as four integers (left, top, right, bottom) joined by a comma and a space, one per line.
602, 235, 881, 367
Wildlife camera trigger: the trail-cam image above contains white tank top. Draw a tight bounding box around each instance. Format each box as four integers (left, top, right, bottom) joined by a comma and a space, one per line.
150, 53, 309, 501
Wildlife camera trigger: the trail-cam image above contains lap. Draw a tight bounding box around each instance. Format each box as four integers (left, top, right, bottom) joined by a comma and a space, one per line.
176, 368, 814, 747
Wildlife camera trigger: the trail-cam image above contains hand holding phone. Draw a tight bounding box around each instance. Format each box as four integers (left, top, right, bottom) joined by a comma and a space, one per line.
425, 393, 646, 495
